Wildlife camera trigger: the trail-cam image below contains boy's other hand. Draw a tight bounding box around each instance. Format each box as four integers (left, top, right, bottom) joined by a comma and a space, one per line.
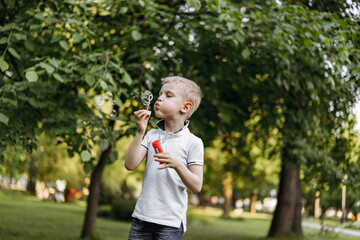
134, 110, 150, 134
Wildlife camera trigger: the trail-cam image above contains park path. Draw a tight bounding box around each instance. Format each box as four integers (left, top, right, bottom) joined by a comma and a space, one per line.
302, 221, 360, 237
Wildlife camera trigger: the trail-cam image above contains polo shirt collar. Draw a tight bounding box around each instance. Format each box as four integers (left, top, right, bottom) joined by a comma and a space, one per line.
156, 119, 190, 134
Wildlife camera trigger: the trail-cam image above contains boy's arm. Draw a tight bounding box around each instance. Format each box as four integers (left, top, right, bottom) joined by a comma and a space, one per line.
154, 153, 203, 194
124, 131, 147, 171
175, 164, 203, 194
124, 110, 149, 171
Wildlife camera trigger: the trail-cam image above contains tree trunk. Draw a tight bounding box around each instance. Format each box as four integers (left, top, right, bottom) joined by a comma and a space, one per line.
268, 163, 303, 237
26, 153, 37, 195
314, 191, 320, 219
222, 171, 233, 215
250, 188, 259, 214
81, 145, 112, 238
198, 191, 206, 207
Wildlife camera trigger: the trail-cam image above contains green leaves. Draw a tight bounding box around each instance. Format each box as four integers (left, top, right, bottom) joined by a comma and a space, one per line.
72, 32, 86, 43
48, 58, 60, 68
0, 57, 9, 72
241, 48, 251, 59
81, 150, 91, 162
85, 75, 95, 87
122, 72, 132, 85
8, 47, 20, 60
99, 138, 109, 151
338, 47, 350, 64
53, 73, 65, 83
25, 71, 38, 82
59, 40, 70, 51
0, 113, 9, 125
303, 39, 312, 48
131, 30, 142, 41
186, 0, 201, 11
39, 62, 55, 74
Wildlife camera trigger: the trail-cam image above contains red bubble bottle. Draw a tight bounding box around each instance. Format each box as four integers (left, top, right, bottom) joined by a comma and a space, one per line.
152, 140, 165, 164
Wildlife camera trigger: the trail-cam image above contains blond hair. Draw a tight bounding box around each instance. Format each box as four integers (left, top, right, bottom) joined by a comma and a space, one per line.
161, 76, 202, 118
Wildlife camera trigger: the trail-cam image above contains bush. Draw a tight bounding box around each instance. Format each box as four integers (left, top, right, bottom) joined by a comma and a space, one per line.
97, 205, 112, 218
111, 197, 137, 222
99, 183, 115, 206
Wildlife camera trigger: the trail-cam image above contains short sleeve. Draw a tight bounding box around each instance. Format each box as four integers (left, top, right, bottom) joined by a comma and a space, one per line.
141, 129, 156, 150
187, 137, 204, 166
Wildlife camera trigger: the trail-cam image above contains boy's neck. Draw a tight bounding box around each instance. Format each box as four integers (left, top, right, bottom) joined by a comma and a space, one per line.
163, 118, 187, 133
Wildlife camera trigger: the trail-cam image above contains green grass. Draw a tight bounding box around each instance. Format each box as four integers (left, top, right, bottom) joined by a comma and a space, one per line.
0, 188, 130, 240
186, 207, 360, 240
0, 188, 359, 240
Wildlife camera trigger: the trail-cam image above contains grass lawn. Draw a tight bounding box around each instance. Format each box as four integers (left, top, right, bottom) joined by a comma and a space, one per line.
0, 188, 130, 240
0, 188, 359, 240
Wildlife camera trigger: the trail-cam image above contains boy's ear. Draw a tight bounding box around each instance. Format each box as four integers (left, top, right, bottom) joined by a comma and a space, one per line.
180, 102, 192, 114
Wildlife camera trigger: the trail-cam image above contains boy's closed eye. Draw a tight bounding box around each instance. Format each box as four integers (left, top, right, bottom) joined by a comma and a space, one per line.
159, 90, 175, 98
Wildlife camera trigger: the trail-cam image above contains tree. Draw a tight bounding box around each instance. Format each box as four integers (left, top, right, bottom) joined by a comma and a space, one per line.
174, 0, 360, 237
0, 0, 211, 238
213, 2, 360, 237
0, 145, 27, 187
0, 0, 141, 237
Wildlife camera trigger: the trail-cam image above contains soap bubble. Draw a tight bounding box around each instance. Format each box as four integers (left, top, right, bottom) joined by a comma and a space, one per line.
95, 95, 105, 109
94, 89, 154, 118
145, 79, 153, 90
94, 93, 118, 119
110, 109, 117, 117
104, 91, 113, 100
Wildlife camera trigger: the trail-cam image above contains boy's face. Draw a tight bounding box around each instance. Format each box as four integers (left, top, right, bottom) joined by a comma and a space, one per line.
154, 82, 187, 120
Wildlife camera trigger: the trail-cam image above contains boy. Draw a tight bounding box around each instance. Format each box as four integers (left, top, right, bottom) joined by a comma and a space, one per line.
125, 76, 204, 240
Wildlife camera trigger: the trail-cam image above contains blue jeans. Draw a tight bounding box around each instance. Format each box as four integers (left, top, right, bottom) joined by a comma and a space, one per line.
128, 218, 184, 240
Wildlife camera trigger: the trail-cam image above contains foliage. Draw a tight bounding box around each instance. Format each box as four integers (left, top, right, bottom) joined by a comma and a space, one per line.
0, 0, 160, 165
33, 134, 86, 189
296, 0, 360, 18
0, 145, 27, 179
1, 0, 360, 237
111, 197, 137, 222
101, 135, 144, 194
97, 186, 137, 222
203, 132, 280, 200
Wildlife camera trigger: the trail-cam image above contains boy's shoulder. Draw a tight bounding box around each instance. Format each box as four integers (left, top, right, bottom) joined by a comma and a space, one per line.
187, 131, 204, 146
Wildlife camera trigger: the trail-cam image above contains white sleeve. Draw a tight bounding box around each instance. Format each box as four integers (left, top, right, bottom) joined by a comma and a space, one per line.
141, 129, 156, 150
187, 137, 204, 166
140, 129, 154, 150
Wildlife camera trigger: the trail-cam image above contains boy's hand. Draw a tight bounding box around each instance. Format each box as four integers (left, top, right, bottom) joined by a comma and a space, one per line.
154, 152, 182, 170
134, 110, 150, 134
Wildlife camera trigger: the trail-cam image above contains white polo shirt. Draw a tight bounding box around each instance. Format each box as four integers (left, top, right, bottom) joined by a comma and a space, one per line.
132, 119, 204, 232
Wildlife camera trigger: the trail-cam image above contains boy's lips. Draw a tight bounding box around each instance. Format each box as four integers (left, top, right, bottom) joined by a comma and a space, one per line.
155, 102, 160, 109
